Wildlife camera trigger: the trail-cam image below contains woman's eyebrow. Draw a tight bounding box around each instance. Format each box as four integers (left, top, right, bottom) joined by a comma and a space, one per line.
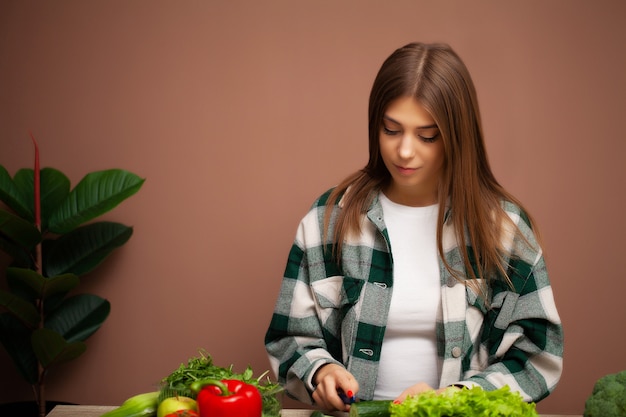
382, 115, 438, 129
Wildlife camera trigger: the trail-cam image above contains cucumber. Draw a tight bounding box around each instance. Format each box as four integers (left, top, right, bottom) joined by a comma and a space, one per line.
100, 391, 159, 417
349, 400, 393, 417
310, 412, 330, 417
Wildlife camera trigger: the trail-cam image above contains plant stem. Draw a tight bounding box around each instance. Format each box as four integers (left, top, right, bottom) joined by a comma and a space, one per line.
36, 296, 45, 417
29, 131, 41, 230
31, 131, 46, 417
38, 381, 45, 417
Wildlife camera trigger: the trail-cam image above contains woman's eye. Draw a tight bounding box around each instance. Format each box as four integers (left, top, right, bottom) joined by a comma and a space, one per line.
418, 132, 440, 143
382, 126, 400, 136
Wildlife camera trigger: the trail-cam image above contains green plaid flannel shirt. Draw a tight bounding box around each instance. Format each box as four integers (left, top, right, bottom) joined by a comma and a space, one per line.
265, 188, 563, 404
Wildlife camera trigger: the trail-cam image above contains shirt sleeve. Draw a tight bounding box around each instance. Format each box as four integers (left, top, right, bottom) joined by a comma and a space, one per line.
459, 208, 564, 402
264, 207, 343, 404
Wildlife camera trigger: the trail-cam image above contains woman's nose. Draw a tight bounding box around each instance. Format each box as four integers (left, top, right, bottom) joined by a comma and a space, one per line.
398, 134, 415, 159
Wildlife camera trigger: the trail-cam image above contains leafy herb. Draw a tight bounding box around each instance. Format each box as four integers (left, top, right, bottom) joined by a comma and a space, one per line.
390, 386, 537, 417
159, 349, 283, 417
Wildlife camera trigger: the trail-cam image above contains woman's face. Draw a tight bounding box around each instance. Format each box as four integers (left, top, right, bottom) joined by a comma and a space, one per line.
379, 96, 444, 207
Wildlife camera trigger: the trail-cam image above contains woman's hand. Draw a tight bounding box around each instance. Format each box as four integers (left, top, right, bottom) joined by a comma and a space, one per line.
394, 383, 460, 403
312, 363, 359, 411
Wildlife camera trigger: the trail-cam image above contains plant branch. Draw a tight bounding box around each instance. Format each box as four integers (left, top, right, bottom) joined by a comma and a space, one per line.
31, 131, 46, 417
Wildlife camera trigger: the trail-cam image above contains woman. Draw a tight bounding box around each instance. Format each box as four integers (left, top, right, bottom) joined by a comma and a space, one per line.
265, 42, 563, 412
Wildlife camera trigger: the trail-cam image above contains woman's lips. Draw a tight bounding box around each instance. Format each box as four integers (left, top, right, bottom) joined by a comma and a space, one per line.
396, 165, 417, 175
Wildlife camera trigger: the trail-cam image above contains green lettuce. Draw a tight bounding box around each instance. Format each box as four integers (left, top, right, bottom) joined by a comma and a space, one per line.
390, 386, 538, 417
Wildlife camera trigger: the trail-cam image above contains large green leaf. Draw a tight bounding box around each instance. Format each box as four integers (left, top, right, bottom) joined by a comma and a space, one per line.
40, 168, 72, 230
13, 168, 74, 232
43, 221, 133, 277
0, 289, 39, 328
14, 168, 71, 231
48, 169, 144, 233
11, 168, 36, 223
0, 211, 39, 267
0, 165, 31, 219
0, 313, 38, 383
0, 234, 32, 268
0, 208, 41, 249
31, 328, 86, 369
6, 267, 79, 301
45, 294, 110, 342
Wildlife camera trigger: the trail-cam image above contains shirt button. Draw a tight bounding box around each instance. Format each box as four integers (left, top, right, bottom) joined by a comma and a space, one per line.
447, 276, 456, 287
451, 346, 462, 358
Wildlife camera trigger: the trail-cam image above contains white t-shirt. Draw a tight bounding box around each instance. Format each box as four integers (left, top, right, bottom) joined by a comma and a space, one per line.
374, 193, 441, 399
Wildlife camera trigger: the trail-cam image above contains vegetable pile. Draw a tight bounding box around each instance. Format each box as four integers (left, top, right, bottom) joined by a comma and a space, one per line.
159, 349, 282, 417
389, 386, 537, 417
584, 369, 626, 417
101, 349, 280, 417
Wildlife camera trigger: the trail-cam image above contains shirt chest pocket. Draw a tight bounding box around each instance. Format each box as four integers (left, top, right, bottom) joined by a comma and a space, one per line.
466, 279, 515, 349
311, 276, 364, 320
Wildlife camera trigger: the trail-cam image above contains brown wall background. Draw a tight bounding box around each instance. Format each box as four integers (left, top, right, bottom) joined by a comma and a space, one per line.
1, 1, 625, 414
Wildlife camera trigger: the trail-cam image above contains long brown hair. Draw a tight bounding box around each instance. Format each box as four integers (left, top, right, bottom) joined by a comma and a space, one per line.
324, 42, 536, 287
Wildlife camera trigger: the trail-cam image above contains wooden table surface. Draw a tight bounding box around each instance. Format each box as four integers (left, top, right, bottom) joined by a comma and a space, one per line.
46, 406, 339, 417
46, 405, 582, 417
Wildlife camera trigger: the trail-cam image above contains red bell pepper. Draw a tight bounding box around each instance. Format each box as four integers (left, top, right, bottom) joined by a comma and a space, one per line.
190, 379, 262, 417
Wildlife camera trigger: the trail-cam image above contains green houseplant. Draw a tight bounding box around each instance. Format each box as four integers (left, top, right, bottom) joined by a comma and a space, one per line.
0, 136, 144, 417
